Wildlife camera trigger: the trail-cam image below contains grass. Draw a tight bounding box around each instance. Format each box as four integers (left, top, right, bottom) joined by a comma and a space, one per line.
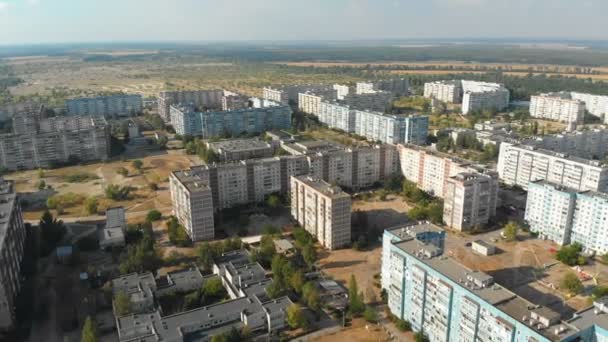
62, 172, 100, 183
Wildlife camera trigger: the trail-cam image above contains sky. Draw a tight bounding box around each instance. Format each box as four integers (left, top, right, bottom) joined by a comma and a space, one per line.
0, 0, 607, 44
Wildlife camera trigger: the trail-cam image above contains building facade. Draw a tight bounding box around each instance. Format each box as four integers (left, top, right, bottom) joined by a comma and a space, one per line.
318, 101, 357, 133
525, 180, 608, 254
443, 172, 499, 231
169, 169, 215, 241
497, 142, 608, 192
158, 89, 224, 122
530, 93, 586, 124
66, 94, 142, 117
169, 100, 292, 138
356, 79, 409, 96
0, 116, 110, 171
0, 179, 26, 330
354, 111, 428, 145
424, 80, 510, 114
290, 176, 351, 250
424, 80, 463, 103
571, 92, 608, 123
381, 224, 608, 342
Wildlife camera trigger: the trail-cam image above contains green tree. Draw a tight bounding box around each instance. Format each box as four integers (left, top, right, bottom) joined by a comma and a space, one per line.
37, 179, 46, 190
114, 292, 132, 316
266, 194, 281, 209
289, 270, 305, 294
116, 167, 129, 177
84, 197, 98, 215
287, 303, 307, 329
37, 168, 45, 179
556, 243, 585, 266
302, 244, 317, 269
132, 160, 143, 173
146, 209, 162, 222
348, 275, 365, 316
415, 332, 429, 342
197, 242, 215, 271
560, 272, 583, 295
302, 282, 321, 312
202, 278, 226, 300
502, 221, 519, 241
266, 280, 284, 299
81, 316, 97, 342
363, 306, 378, 323
105, 184, 131, 200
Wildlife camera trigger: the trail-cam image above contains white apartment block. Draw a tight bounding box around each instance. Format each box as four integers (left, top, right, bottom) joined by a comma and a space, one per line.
0, 179, 26, 330
525, 180, 608, 254
290, 176, 351, 250
530, 93, 585, 123
0, 115, 110, 171
66, 94, 142, 117
571, 92, 608, 123
343, 91, 393, 113
244, 158, 282, 203
424, 80, 462, 103
207, 138, 273, 162
356, 79, 409, 96
497, 142, 608, 192
333, 84, 350, 100
262, 87, 288, 105
356, 82, 376, 95
355, 111, 429, 145
443, 172, 499, 231
221, 92, 250, 111
298, 92, 324, 116
158, 89, 223, 122
318, 101, 357, 133
461, 81, 510, 114
526, 128, 608, 161
169, 170, 215, 241
525, 181, 577, 246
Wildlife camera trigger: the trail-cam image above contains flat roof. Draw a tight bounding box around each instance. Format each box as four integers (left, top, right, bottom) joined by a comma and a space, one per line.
292, 175, 349, 199
106, 207, 126, 229
208, 138, 271, 153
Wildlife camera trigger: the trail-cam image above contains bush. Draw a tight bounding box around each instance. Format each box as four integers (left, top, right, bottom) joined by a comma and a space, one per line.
63, 172, 99, 183
105, 184, 132, 201
363, 306, 378, 323
47, 192, 86, 210
560, 272, 583, 295
115, 167, 129, 177
84, 197, 98, 215
556, 243, 585, 266
395, 318, 412, 332
146, 209, 162, 222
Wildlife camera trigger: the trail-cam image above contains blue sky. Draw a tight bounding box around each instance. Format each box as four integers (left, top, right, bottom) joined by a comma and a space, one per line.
0, 0, 606, 44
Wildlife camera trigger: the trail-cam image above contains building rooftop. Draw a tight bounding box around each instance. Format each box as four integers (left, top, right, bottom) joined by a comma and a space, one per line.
171, 168, 212, 194
505, 142, 607, 168
208, 138, 271, 153
292, 175, 349, 199
106, 207, 126, 230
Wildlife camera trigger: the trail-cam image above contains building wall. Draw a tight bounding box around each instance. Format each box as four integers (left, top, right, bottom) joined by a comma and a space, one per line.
530, 95, 585, 123
169, 173, 215, 241
318, 102, 356, 133
571, 92, 608, 123
443, 173, 499, 231
570, 192, 608, 254
423, 81, 462, 103
66, 95, 142, 117
525, 181, 576, 246
158, 90, 224, 123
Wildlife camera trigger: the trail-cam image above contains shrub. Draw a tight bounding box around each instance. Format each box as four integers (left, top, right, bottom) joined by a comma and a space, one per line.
146, 209, 162, 222
105, 184, 132, 201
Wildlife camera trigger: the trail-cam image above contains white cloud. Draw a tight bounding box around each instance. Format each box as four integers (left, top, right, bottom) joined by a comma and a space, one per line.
26, 0, 39, 5
0, 2, 10, 11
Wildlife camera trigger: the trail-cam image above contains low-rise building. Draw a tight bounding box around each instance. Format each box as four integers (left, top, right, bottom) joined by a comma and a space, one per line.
0, 179, 26, 330
100, 207, 127, 249
290, 176, 351, 250
207, 139, 273, 162
471, 240, 496, 256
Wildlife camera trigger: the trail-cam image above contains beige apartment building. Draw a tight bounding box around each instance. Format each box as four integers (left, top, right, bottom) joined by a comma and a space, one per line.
0, 179, 26, 330
443, 172, 499, 231
530, 93, 586, 123
290, 176, 351, 250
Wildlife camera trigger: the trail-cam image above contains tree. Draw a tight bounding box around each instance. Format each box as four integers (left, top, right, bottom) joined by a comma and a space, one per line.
287, 303, 307, 329
197, 242, 215, 271
502, 221, 519, 241
363, 306, 378, 323
146, 209, 162, 222
266, 280, 284, 299
560, 272, 583, 295
132, 160, 143, 173
148, 182, 159, 191
266, 194, 281, 210
202, 278, 226, 300
166, 216, 191, 247
289, 270, 305, 294
302, 244, 317, 269
556, 243, 586, 266
39, 210, 66, 256
114, 292, 132, 316
348, 275, 365, 316
81, 316, 97, 342
302, 282, 321, 312
37, 168, 45, 179
105, 184, 131, 201
84, 197, 98, 215
116, 167, 129, 177
415, 332, 429, 342
395, 318, 412, 332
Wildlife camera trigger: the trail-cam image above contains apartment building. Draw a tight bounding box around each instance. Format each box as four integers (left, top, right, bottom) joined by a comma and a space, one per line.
221, 91, 250, 111
333, 84, 350, 100
0, 101, 40, 122
0, 179, 26, 330
571, 92, 608, 123
298, 92, 324, 116
343, 91, 393, 113
355, 110, 428, 145
461, 80, 510, 114
207, 138, 273, 162
169, 169, 215, 241
527, 128, 608, 160
525, 180, 608, 254
0, 116, 110, 171
318, 101, 357, 132
170, 99, 292, 138
443, 172, 499, 231
66, 94, 142, 117
356, 79, 409, 96
497, 141, 608, 192
290, 176, 351, 250
424, 80, 510, 114
115, 250, 292, 341
530, 93, 586, 123
381, 224, 608, 342
424, 80, 463, 103
158, 89, 224, 122
243, 158, 282, 203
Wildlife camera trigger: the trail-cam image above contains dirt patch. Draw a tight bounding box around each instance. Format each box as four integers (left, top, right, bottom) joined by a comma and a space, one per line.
314, 318, 391, 342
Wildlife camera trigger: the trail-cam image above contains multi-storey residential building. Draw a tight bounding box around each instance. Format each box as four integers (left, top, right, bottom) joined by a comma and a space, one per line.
169, 169, 215, 241
525, 180, 608, 254
263, 84, 337, 106
343, 91, 393, 113
298, 92, 325, 116
355, 111, 428, 145
424, 80, 510, 114
158, 89, 224, 122
497, 141, 608, 192
0, 101, 41, 122
571, 92, 608, 123
0, 179, 26, 330
244, 158, 282, 203
424, 80, 463, 103
318, 101, 357, 133
0, 116, 110, 171
381, 223, 608, 342
221, 91, 250, 111
207, 138, 273, 162
530, 93, 586, 124
443, 172, 499, 231
66, 94, 142, 117
170, 99, 292, 138
290, 176, 351, 250
114, 250, 293, 341
461, 80, 510, 114
333, 84, 350, 100
356, 79, 409, 96
527, 128, 608, 160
